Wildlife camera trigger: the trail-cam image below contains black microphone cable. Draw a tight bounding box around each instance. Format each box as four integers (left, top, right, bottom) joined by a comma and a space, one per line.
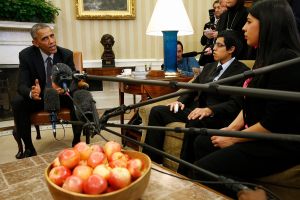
44, 88, 67, 141
44, 88, 60, 139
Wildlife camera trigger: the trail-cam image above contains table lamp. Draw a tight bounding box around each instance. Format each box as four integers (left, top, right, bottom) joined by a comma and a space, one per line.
146, 0, 193, 76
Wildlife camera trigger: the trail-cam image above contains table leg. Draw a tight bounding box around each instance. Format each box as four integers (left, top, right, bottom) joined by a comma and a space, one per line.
119, 83, 125, 145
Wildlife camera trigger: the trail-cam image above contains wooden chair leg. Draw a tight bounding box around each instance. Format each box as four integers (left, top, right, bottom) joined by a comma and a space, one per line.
35, 125, 41, 139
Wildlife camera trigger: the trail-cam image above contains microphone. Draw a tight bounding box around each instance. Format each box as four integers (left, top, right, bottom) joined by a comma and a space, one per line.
182, 51, 206, 58
73, 89, 100, 135
52, 63, 73, 93
44, 88, 60, 138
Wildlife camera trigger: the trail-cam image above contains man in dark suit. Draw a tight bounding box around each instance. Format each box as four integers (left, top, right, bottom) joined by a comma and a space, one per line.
142, 30, 249, 173
11, 23, 82, 159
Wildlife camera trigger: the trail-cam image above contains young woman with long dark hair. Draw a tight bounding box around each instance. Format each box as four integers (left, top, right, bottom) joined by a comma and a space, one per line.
191, 0, 300, 197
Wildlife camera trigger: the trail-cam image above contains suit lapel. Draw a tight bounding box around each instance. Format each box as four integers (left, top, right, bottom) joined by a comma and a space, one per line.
32, 48, 46, 83
206, 63, 219, 83
218, 59, 238, 79
53, 47, 63, 65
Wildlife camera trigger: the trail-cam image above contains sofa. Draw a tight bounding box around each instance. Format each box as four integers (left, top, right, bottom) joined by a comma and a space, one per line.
138, 60, 300, 199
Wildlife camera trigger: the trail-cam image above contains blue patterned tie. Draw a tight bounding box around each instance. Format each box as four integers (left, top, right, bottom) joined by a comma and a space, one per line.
46, 57, 53, 88
207, 65, 223, 82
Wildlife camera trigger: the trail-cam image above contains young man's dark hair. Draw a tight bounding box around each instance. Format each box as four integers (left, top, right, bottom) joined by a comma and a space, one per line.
177, 40, 183, 50
217, 30, 242, 57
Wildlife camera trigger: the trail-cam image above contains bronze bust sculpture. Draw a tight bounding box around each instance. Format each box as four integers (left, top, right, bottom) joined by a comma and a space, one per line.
101, 34, 115, 67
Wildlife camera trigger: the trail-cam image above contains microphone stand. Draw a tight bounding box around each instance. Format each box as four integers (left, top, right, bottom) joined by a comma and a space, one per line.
77, 65, 300, 102
100, 125, 249, 193
64, 92, 100, 140
105, 123, 300, 143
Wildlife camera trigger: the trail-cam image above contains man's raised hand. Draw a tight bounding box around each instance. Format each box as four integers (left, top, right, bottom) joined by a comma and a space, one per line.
31, 79, 41, 100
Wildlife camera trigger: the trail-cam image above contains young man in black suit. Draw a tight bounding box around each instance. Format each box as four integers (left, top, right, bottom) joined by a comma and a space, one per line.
142, 30, 249, 173
11, 23, 82, 158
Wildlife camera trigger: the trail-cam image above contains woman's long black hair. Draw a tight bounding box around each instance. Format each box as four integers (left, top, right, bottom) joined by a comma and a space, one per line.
249, 0, 300, 68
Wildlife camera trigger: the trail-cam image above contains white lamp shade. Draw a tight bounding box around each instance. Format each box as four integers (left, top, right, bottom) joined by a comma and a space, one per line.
146, 0, 194, 36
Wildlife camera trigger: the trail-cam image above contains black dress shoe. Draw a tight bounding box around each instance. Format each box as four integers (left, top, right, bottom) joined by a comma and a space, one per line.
24, 149, 37, 158
15, 151, 24, 159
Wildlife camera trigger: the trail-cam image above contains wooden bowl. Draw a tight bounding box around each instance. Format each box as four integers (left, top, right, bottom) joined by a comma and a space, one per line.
45, 150, 151, 200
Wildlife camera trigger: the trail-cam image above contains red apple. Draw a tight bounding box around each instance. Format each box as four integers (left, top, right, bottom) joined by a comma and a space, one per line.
83, 174, 107, 194
73, 165, 93, 181
87, 151, 107, 168
110, 152, 128, 162
78, 159, 87, 166
59, 148, 80, 169
74, 142, 92, 160
109, 158, 127, 168
62, 175, 84, 193
49, 166, 71, 186
108, 167, 131, 189
109, 151, 128, 168
93, 164, 111, 180
103, 141, 122, 160
51, 157, 61, 168
90, 144, 103, 153
127, 158, 143, 179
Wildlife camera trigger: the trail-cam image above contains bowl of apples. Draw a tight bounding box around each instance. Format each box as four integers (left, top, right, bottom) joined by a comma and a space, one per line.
45, 141, 151, 200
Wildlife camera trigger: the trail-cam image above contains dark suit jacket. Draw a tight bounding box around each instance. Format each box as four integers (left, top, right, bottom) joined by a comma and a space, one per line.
18, 46, 75, 99
178, 59, 249, 120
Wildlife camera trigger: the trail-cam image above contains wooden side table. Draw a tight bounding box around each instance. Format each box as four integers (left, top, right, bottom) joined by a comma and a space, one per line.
85, 66, 135, 76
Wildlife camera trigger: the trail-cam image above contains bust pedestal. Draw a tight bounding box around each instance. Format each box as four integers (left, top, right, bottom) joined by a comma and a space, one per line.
102, 59, 115, 67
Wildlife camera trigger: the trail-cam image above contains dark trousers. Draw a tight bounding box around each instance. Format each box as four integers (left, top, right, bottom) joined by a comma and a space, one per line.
11, 93, 82, 151
177, 115, 230, 176
142, 105, 230, 167
142, 105, 190, 164
190, 135, 300, 196
193, 136, 300, 179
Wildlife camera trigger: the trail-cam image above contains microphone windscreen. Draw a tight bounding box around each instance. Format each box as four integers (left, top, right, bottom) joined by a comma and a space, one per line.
52, 63, 73, 86
44, 88, 60, 112
73, 89, 95, 121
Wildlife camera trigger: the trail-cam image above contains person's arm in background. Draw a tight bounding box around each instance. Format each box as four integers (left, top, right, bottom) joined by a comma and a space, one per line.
179, 57, 200, 77
200, 23, 210, 46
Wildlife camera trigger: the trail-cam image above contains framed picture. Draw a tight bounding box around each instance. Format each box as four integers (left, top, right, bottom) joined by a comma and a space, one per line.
76, 0, 136, 20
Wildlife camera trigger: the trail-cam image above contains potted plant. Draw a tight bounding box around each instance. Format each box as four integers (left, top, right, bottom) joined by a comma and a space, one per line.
0, 0, 60, 65
0, 0, 60, 23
